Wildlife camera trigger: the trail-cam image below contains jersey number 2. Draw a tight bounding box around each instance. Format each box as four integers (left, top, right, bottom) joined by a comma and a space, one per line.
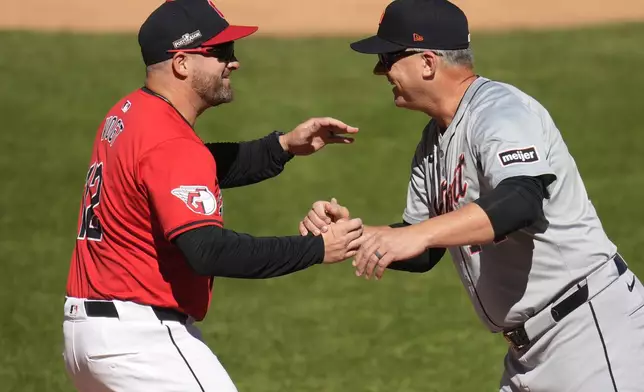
78, 162, 104, 241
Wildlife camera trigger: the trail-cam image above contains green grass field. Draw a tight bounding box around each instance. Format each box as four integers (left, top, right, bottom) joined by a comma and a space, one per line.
1, 22, 643, 392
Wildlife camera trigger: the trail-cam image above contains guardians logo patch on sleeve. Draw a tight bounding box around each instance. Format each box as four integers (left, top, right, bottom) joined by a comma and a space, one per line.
498, 146, 539, 166
171, 185, 217, 215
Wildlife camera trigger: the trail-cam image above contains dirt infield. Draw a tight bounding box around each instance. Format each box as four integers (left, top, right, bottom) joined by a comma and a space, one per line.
3, 0, 644, 34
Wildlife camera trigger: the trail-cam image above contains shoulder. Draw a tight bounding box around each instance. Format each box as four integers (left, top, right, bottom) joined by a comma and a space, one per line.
141, 137, 212, 165
118, 90, 203, 153
470, 79, 547, 118
467, 81, 545, 137
125, 90, 186, 132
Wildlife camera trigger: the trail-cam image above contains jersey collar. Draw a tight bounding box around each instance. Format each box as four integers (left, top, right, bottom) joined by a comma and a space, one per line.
140, 86, 195, 130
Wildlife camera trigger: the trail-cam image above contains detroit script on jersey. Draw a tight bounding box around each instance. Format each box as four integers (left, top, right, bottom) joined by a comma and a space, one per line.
403, 77, 617, 332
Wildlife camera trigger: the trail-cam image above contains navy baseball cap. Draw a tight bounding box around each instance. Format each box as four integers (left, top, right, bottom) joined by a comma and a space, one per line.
350, 0, 470, 54
138, 0, 258, 66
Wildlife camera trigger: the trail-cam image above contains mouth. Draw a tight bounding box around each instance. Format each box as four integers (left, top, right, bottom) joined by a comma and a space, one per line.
389, 79, 398, 94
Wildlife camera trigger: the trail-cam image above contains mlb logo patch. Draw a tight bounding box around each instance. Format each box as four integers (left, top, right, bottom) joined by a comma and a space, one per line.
121, 100, 132, 113
498, 146, 539, 166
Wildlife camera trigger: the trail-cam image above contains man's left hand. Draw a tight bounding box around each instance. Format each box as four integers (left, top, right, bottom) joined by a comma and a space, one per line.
354, 225, 428, 280
280, 117, 358, 156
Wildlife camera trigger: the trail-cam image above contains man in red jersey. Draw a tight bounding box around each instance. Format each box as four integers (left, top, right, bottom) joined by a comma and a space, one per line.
62, 0, 363, 390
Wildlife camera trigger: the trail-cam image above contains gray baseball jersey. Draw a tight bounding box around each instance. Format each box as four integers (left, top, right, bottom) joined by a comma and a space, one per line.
403, 76, 617, 332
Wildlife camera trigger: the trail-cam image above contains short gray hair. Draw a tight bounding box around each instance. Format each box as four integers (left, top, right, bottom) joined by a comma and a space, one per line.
145, 59, 171, 76
408, 47, 474, 69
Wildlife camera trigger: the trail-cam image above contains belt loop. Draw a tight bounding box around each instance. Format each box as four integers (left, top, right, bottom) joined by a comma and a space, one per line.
503, 327, 531, 351
614, 253, 627, 276
112, 300, 159, 321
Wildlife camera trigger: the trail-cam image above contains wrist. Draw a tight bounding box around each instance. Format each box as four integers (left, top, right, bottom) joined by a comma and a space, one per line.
363, 225, 388, 237
312, 234, 325, 264
268, 131, 295, 162
363, 225, 377, 237
415, 221, 434, 249
277, 132, 290, 153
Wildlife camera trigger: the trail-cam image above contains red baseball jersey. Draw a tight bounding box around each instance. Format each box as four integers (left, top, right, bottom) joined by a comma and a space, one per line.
66, 88, 223, 321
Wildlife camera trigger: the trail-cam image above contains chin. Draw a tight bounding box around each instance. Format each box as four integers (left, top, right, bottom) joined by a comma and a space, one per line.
393, 95, 423, 112
207, 89, 234, 107
393, 96, 411, 109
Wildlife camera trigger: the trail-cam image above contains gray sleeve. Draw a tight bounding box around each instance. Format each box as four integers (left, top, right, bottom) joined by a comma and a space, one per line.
402, 136, 431, 224
470, 106, 556, 188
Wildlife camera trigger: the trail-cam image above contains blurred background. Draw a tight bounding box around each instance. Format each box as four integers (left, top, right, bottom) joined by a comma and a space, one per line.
1, 1, 643, 391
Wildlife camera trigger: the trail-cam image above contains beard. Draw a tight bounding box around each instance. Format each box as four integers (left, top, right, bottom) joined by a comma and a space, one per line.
192, 69, 233, 107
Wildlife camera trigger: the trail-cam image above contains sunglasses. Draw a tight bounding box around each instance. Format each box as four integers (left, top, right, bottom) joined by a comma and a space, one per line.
167, 42, 236, 63
377, 49, 433, 70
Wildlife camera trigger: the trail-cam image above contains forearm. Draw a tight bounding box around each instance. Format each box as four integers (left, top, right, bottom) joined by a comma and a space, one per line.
363, 225, 391, 236
419, 175, 547, 248
386, 221, 444, 272
418, 203, 495, 248
206, 132, 294, 189
174, 226, 324, 278
357, 222, 445, 272
387, 247, 445, 272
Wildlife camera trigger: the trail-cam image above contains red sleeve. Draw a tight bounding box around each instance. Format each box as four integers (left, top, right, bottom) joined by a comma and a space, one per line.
139, 138, 224, 241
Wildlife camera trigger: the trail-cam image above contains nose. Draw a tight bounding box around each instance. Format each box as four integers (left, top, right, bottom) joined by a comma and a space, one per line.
227, 60, 240, 71
373, 61, 387, 75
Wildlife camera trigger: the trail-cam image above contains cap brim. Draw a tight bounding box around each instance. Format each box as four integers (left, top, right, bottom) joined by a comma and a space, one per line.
350, 35, 406, 54
203, 25, 259, 46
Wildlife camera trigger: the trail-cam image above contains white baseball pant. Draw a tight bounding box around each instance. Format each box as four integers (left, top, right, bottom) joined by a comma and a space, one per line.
62, 297, 238, 392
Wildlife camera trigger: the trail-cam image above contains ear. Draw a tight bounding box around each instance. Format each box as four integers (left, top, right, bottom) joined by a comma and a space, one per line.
171, 53, 190, 79
420, 51, 438, 79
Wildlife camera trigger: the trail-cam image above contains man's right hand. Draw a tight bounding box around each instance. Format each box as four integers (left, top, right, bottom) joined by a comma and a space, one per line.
321, 218, 364, 263
299, 198, 350, 236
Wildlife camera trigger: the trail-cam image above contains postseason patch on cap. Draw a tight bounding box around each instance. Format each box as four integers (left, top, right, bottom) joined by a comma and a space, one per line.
498, 146, 540, 166
172, 30, 203, 49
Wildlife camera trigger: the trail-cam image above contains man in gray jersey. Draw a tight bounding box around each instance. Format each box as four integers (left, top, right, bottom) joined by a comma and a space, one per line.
300, 0, 644, 390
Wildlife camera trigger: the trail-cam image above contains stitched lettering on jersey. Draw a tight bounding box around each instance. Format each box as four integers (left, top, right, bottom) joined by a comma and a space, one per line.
100, 116, 125, 146
171, 185, 219, 216
434, 154, 468, 215
498, 146, 539, 166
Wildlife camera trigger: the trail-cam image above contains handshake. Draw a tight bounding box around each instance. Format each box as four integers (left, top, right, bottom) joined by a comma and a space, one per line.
297, 198, 425, 279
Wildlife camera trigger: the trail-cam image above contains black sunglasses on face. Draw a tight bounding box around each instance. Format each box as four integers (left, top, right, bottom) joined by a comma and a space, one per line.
167, 42, 236, 63
377, 49, 427, 70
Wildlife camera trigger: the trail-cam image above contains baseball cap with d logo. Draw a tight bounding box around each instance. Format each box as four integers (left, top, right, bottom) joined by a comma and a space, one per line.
350, 0, 470, 55
138, 0, 258, 66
